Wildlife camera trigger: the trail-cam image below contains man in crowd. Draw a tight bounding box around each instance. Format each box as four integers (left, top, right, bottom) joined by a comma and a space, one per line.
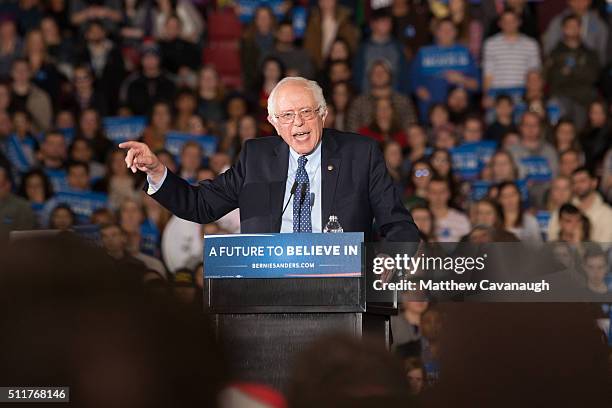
120, 42, 176, 116
543, 0, 609, 65
509, 112, 559, 179
353, 7, 408, 94
545, 14, 600, 130
8, 58, 52, 133
38, 131, 67, 171
100, 223, 148, 272
411, 18, 479, 122
77, 20, 125, 115
570, 167, 612, 242
0, 166, 36, 240
558, 148, 582, 178
66, 161, 91, 192
483, 9, 541, 94
269, 21, 315, 79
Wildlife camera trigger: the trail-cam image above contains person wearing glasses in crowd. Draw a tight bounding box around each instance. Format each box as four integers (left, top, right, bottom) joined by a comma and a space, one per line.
120, 77, 420, 241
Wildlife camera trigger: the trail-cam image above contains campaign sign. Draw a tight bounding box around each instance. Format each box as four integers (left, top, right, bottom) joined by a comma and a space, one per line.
3, 134, 36, 173
419, 45, 472, 76
450, 141, 496, 180
204, 232, 363, 279
535, 210, 551, 241
103, 116, 147, 144
514, 102, 562, 125
521, 156, 552, 182
237, 0, 285, 23
450, 143, 479, 180
516, 178, 529, 203
292, 6, 307, 38
58, 127, 75, 145
165, 132, 218, 162
72, 224, 101, 246
44, 168, 68, 193
53, 191, 108, 224
470, 180, 492, 201
140, 219, 160, 257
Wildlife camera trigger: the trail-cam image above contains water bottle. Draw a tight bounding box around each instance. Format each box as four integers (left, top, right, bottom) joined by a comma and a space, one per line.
323, 215, 343, 233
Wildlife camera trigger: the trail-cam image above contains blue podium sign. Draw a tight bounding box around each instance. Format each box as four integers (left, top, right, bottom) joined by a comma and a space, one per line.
204, 233, 364, 279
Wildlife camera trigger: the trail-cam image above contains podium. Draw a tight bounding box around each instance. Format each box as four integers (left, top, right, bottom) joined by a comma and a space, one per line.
203, 233, 393, 390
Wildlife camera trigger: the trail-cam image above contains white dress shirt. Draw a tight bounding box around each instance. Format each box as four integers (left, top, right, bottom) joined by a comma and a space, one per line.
280, 142, 322, 233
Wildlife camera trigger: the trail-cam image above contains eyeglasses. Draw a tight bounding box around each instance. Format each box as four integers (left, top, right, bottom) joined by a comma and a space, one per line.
414, 169, 430, 178
275, 106, 321, 124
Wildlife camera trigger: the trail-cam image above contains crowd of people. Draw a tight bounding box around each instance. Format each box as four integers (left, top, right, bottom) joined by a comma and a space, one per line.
0, 0, 611, 401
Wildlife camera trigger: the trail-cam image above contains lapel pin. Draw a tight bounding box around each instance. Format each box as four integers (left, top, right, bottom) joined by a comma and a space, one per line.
327, 165, 334, 171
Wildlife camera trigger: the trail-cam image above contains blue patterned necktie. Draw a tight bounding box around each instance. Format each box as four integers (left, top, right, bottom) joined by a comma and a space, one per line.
293, 155, 312, 232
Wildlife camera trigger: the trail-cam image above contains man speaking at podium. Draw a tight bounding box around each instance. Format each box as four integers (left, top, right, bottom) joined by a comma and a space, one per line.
120, 77, 419, 242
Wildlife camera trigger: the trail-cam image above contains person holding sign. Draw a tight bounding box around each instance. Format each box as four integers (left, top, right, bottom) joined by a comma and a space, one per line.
120, 77, 420, 242
411, 18, 479, 123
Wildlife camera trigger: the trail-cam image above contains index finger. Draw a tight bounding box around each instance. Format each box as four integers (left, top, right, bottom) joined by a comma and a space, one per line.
118, 141, 141, 150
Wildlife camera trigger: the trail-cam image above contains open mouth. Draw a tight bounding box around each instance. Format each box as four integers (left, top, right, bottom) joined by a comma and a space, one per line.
293, 131, 310, 140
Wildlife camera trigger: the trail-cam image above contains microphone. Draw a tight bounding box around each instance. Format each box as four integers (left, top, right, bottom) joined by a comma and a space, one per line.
310, 193, 315, 212
281, 180, 298, 218
296, 184, 309, 230
298, 184, 308, 207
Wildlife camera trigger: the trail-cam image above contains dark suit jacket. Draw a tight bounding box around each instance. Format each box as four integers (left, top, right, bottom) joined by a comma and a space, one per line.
149, 129, 420, 241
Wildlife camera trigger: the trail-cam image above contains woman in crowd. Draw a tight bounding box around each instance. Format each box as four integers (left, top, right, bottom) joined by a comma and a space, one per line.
359, 98, 407, 146
447, 0, 482, 59
241, 6, 277, 91
488, 150, 520, 183
154, 0, 204, 43
303, 0, 359, 70
119, 197, 160, 258
427, 103, 451, 140
523, 70, 549, 122
49, 204, 75, 230
446, 87, 471, 125
23, 29, 63, 103
68, 138, 106, 180
403, 124, 429, 171
553, 119, 580, 154
196, 66, 225, 131
254, 57, 284, 136
545, 176, 574, 241
383, 141, 406, 198
328, 81, 352, 131
142, 101, 172, 152
18, 168, 54, 225
93, 148, 140, 209
39, 16, 73, 68
429, 148, 462, 207
220, 93, 249, 150
75, 108, 113, 163
173, 89, 198, 133
496, 181, 542, 243
410, 203, 436, 242
67, 65, 108, 118
473, 198, 505, 231
404, 159, 433, 209
227, 114, 258, 160
580, 100, 611, 172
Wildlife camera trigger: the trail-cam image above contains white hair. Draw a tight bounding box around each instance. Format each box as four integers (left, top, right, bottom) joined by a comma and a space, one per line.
267, 77, 327, 119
